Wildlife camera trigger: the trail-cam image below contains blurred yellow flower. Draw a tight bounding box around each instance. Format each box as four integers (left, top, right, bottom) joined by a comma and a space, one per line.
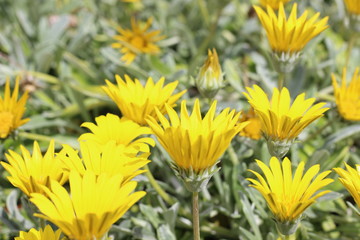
59, 141, 149, 184
112, 17, 164, 64
248, 157, 333, 234
1, 141, 68, 196
239, 108, 262, 140
30, 171, 145, 240
334, 163, 360, 208
15, 225, 64, 240
79, 113, 155, 156
343, 0, 360, 15
103, 75, 186, 125
332, 68, 360, 121
196, 48, 223, 98
0, 77, 29, 138
121, 0, 140, 2
259, 0, 290, 10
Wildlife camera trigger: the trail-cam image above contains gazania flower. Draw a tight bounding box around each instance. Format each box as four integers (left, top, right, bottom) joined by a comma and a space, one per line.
239, 108, 262, 140
30, 171, 145, 240
343, 0, 360, 15
259, 0, 290, 10
112, 17, 164, 64
0, 77, 29, 138
15, 225, 64, 240
254, 3, 329, 72
244, 85, 328, 157
247, 157, 333, 235
79, 113, 155, 156
103, 75, 186, 125
332, 68, 360, 121
333, 163, 360, 208
59, 140, 149, 184
1, 141, 68, 196
147, 99, 248, 192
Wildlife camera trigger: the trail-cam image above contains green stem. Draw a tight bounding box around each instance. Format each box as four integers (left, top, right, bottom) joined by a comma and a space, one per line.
227, 144, 238, 166
18, 132, 56, 143
197, 0, 210, 26
278, 72, 285, 89
346, 32, 357, 67
144, 165, 175, 205
193, 191, 200, 240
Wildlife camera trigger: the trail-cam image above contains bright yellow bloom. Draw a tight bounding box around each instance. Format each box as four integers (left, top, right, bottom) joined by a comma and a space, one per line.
59, 140, 149, 184
332, 68, 360, 121
103, 75, 186, 125
244, 85, 328, 141
112, 17, 164, 64
147, 99, 248, 173
254, 3, 329, 54
30, 171, 145, 240
15, 225, 64, 240
247, 157, 333, 223
239, 108, 262, 140
121, 0, 140, 2
0, 77, 29, 138
343, 0, 360, 15
259, 0, 290, 10
334, 163, 360, 208
1, 141, 68, 196
79, 113, 155, 156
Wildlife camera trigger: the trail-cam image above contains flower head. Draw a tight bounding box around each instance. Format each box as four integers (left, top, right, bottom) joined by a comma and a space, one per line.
112, 17, 164, 64
103, 75, 186, 125
147, 99, 248, 191
343, 0, 360, 15
15, 225, 64, 240
196, 48, 223, 98
79, 113, 155, 156
247, 157, 333, 234
30, 171, 145, 240
0, 77, 29, 138
259, 0, 290, 10
239, 108, 262, 140
333, 163, 360, 208
332, 68, 360, 121
1, 141, 68, 196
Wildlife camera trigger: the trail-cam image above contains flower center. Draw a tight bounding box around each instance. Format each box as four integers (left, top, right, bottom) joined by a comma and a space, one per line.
130, 36, 146, 49
0, 112, 14, 138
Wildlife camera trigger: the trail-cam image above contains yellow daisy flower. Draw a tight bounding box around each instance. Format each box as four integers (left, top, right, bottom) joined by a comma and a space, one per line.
247, 157, 333, 235
343, 0, 360, 15
259, 0, 290, 10
112, 17, 164, 64
332, 68, 360, 121
1, 141, 68, 196
103, 75, 186, 125
0, 77, 29, 138
334, 163, 360, 208
79, 113, 155, 155
15, 225, 64, 240
239, 108, 262, 140
30, 171, 145, 240
254, 3, 329, 72
59, 140, 150, 184
147, 99, 248, 191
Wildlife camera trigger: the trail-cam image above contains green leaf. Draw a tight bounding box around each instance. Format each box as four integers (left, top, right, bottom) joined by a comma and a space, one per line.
157, 224, 176, 240
324, 124, 360, 148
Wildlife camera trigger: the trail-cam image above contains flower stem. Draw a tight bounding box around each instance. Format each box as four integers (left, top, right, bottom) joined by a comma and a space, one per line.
144, 165, 175, 205
278, 72, 285, 89
346, 32, 357, 67
193, 191, 201, 240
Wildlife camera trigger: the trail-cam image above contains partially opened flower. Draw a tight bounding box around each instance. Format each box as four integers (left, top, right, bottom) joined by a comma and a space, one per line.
79, 113, 155, 156
254, 3, 329, 72
103, 75, 186, 125
244, 85, 328, 158
247, 157, 333, 235
333, 163, 360, 209
112, 17, 164, 64
259, 0, 290, 9
59, 140, 150, 184
239, 108, 262, 140
30, 171, 145, 240
332, 68, 360, 121
15, 225, 64, 240
1, 141, 68, 196
0, 77, 29, 138
147, 99, 248, 192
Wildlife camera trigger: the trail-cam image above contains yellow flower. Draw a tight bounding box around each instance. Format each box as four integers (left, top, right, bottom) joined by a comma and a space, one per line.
259, 0, 290, 10
103, 75, 186, 125
343, 0, 360, 15
0, 77, 29, 138
79, 113, 155, 156
30, 171, 145, 240
1, 141, 68, 196
15, 225, 64, 240
112, 17, 164, 64
239, 108, 262, 140
247, 157, 333, 234
334, 163, 360, 208
196, 48, 223, 98
332, 68, 360, 121
59, 140, 149, 184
